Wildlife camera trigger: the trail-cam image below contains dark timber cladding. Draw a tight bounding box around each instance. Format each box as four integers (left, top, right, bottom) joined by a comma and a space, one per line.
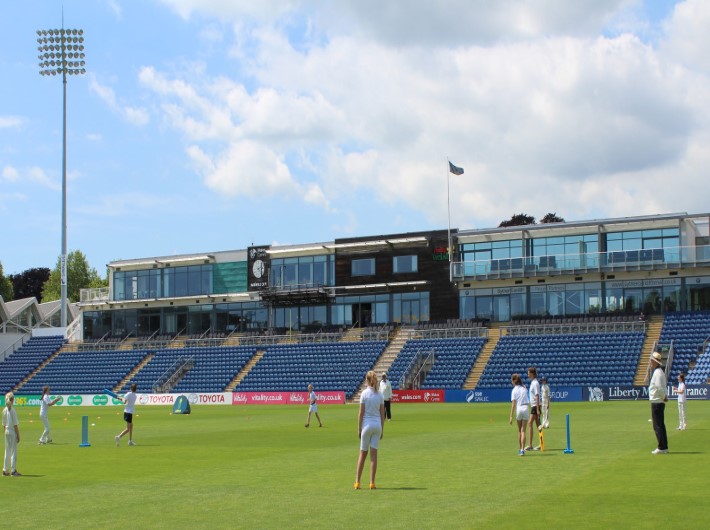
334, 229, 458, 321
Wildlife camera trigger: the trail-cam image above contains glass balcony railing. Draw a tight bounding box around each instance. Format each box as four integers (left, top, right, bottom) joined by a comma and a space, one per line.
451, 245, 710, 281
79, 287, 110, 303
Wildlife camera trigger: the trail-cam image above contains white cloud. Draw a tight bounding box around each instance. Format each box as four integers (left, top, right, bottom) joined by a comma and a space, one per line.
1, 165, 57, 189
107, 0, 122, 19
139, 0, 710, 229
89, 76, 150, 126
0, 166, 55, 190
2, 165, 19, 181
187, 141, 299, 197
0, 116, 23, 129
661, 0, 710, 74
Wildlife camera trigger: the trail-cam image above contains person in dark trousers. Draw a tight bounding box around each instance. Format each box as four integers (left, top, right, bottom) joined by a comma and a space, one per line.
379, 373, 392, 421
649, 352, 668, 454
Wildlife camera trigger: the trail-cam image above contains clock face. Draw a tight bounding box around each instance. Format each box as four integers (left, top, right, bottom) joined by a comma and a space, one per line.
252, 259, 265, 279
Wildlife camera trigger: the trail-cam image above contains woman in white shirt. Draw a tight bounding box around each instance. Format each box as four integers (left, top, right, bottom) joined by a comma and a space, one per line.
355, 370, 385, 490
509, 374, 530, 456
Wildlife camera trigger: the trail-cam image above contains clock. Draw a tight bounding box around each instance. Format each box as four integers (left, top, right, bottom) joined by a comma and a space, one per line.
252, 259, 265, 279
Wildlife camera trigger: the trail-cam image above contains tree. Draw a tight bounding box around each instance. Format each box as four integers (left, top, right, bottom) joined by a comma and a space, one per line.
0, 261, 14, 301
41, 250, 107, 303
540, 212, 566, 224
498, 213, 536, 227
10, 267, 51, 302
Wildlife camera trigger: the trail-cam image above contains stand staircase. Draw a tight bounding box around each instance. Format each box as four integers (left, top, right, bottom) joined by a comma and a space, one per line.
348, 326, 410, 403
226, 349, 266, 391
12, 344, 67, 393
634, 315, 664, 386
463, 323, 502, 390
116, 352, 154, 391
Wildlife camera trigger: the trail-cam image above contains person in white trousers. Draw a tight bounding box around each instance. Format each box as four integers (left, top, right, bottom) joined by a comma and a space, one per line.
39, 386, 61, 444
673, 373, 687, 430
3, 392, 21, 476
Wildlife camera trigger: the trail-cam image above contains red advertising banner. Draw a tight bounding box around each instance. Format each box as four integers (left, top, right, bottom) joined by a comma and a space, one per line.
391, 389, 445, 403
232, 391, 345, 405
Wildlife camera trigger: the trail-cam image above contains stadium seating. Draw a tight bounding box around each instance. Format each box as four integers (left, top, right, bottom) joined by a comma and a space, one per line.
657, 311, 710, 382
686, 343, 710, 385
19, 348, 147, 394
118, 345, 258, 393
235, 341, 386, 399
476, 332, 644, 388
0, 336, 66, 392
388, 337, 485, 389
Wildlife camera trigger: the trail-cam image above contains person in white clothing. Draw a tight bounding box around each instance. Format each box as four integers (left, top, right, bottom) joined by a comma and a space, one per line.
115, 383, 138, 447
673, 373, 687, 430
540, 377, 551, 430
649, 352, 668, 454
39, 385, 61, 444
305, 384, 323, 428
509, 373, 530, 456
526, 367, 542, 450
3, 391, 21, 476
355, 370, 385, 490
379, 373, 393, 421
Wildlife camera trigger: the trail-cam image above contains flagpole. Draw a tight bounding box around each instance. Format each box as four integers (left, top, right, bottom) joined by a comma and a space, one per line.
446, 158, 452, 280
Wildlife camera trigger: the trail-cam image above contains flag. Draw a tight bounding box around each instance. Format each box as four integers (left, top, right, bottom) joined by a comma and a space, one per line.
449, 161, 464, 175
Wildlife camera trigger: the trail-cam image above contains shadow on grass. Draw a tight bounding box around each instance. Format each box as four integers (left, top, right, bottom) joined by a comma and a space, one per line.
373, 487, 427, 491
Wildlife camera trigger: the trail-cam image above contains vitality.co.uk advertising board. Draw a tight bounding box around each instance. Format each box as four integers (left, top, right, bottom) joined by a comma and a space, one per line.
5, 386, 708, 406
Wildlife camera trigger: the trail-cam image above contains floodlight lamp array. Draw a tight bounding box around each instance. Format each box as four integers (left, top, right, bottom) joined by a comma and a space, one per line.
37, 28, 86, 76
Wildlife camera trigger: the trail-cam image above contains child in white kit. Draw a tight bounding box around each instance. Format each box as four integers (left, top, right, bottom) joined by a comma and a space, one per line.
673, 373, 687, 431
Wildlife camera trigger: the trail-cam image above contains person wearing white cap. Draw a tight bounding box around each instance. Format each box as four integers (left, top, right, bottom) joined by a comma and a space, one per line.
648, 352, 669, 454
379, 373, 392, 421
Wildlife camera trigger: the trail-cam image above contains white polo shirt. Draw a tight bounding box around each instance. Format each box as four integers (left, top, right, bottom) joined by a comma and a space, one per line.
511, 385, 529, 413
360, 387, 384, 424
123, 391, 138, 414
529, 379, 540, 407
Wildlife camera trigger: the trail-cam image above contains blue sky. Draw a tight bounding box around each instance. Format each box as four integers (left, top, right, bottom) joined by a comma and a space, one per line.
2, 0, 708, 276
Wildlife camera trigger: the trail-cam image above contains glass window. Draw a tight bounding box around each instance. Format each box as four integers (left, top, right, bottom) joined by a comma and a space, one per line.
530, 291, 546, 316
460, 293, 476, 320
174, 267, 188, 297
114, 271, 125, 300
137, 271, 150, 299
313, 260, 327, 286
270, 260, 282, 289
187, 266, 202, 295
298, 261, 313, 286
565, 290, 583, 315
352, 258, 375, 276
283, 259, 298, 287
393, 255, 418, 274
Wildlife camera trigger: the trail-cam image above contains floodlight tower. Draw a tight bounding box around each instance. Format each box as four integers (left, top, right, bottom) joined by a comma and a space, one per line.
37, 27, 86, 328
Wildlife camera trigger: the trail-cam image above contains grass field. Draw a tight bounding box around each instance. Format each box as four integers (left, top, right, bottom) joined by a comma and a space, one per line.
4, 400, 708, 529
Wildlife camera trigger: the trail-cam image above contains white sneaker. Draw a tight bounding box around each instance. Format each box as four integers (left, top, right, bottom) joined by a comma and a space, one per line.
115, 435, 120, 447
128, 440, 136, 446
651, 448, 669, 454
